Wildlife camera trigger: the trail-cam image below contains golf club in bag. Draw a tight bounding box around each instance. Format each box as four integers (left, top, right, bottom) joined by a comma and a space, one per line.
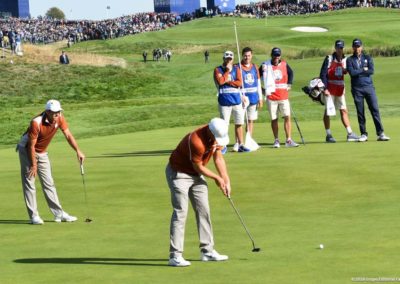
228, 196, 260, 252
80, 161, 92, 223
234, 21, 260, 151
290, 104, 305, 145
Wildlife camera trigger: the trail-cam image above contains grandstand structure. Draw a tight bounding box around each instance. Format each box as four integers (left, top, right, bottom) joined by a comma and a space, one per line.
207, 0, 236, 12
0, 0, 30, 18
154, 0, 201, 14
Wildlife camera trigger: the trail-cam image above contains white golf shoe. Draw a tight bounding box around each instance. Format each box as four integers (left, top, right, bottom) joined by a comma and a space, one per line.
347, 132, 360, 142
31, 216, 44, 225
232, 142, 239, 152
168, 256, 191, 267
358, 134, 368, 142
285, 139, 299, 148
55, 212, 78, 223
200, 250, 229, 262
272, 139, 280, 148
377, 133, 390, 141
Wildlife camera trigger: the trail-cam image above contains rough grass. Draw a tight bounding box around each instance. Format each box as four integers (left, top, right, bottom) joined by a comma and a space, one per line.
21, 43, 127, 67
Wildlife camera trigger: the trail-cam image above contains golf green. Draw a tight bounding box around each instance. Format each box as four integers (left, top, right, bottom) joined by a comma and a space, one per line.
1, 7, 399, 284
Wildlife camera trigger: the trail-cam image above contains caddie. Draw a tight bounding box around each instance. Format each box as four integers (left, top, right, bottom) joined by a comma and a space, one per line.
214, 50, 250, 153
319, 39, 360, 143
260, 47, 299, 148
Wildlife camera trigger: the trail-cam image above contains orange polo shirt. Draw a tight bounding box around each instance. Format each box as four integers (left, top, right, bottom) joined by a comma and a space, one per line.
169, 125, 218, 175
27, 112, 69, 153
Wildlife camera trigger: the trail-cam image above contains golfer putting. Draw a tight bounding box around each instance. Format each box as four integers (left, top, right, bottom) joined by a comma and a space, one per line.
166, 118, 231, 267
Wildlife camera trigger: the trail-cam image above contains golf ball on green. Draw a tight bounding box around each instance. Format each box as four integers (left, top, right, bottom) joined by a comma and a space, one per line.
319, 244, 324, 249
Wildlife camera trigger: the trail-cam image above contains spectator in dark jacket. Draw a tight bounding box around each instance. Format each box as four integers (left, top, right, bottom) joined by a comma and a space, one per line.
59, 50, 70, 64
346, 39, 390, 142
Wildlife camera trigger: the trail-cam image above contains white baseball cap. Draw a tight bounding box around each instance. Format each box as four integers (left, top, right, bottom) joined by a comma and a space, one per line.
208, 118, 229, 146
223, 50, 234, 59
45, 99, 63, 112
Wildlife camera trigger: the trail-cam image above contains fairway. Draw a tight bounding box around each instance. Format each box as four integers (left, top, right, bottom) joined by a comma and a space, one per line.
1, 8, 400, 284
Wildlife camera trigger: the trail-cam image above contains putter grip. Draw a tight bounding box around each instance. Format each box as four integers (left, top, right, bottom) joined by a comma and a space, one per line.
80, 164, 84, 175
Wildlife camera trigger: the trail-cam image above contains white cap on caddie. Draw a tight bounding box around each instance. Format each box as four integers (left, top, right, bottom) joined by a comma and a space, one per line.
223, 50, 234, 59
208, 118, 229, 146
45, 99, 63, 112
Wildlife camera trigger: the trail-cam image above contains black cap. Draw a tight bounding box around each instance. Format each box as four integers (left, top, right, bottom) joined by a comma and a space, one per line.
335, 40, 344, 49
271, 47, 281, 57
352, 38, 362, 47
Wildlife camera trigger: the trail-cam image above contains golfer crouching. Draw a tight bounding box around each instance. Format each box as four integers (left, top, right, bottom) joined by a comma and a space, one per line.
166, 118, 231, 267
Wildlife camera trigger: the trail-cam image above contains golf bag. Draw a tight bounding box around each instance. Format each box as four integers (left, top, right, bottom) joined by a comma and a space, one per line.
301, 78, 326, 105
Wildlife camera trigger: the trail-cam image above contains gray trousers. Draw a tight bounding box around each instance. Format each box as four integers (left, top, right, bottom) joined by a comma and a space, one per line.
166, 164, 214, 258
18, 146, 63, 219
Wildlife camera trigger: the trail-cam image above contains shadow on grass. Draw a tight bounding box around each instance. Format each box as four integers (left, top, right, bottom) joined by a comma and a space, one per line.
87, 140, 333, 159
257, 140, 346, 147
90, 149, 173, 158
0, 220, 30, 225
14, 257, 170, 267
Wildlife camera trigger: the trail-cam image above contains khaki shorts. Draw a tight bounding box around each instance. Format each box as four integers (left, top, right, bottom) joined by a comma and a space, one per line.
246, 104, 258, 121
321, 94, 347, 110
267, 99, 290, 120
219, 104, 245, 125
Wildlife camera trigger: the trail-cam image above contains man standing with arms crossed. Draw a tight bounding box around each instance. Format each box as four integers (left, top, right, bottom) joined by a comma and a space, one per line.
214, 50, 250, 152
17, 100, 85, 224
260, 47, 299, 148
320, 39, 360, 143
240, 47, 263, 138
166, 118, 231, 267
346, 39, 390, 142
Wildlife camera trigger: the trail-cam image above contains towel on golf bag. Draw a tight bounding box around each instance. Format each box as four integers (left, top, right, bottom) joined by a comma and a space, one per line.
241, 92, 250, 109
302, 78, 325, 105
325, 95, 336, 116
261, 61, 276, 96
243, 110, 260, 151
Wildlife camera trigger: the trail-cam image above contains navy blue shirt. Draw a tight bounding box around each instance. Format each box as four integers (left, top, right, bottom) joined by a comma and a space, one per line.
346, 53, 375, 89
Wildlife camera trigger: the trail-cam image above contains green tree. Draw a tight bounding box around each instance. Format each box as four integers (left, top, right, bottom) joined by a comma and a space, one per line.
45, 7, 66, 20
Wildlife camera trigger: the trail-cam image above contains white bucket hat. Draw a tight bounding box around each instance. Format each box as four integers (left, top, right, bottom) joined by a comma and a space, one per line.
208, 118, 229, 146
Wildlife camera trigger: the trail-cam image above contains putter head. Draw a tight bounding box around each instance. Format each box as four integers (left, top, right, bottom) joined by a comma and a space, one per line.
85, 218, 92, 223
252, 248, 261, 252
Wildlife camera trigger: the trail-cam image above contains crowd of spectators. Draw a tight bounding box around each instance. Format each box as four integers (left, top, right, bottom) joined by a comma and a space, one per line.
1, 0, 399, 49
235, 0, 400, 18
0, 12, 193, 46
235, 1, 349, 17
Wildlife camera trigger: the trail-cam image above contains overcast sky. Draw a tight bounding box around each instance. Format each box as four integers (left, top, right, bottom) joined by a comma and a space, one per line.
29, 0, 254, 20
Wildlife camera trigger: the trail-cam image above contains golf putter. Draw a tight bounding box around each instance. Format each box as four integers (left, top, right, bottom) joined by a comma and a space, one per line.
291, 107, 306, 145
228, 196, 260, 252
80, 161, 92, 223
